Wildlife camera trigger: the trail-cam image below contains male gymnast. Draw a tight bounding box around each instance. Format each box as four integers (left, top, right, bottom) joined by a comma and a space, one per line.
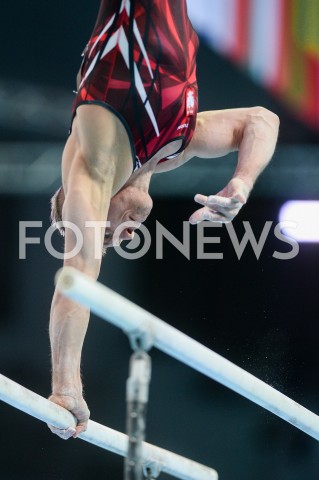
48, 0, 279, 439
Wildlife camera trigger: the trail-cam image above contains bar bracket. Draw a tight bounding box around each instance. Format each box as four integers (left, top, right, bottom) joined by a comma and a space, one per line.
143, 460, 163, 479
127, 326, 154, 352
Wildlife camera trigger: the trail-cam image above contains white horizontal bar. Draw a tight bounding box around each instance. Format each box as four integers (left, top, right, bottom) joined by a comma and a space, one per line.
0, 373, 217, 480
57, 267, 319, 441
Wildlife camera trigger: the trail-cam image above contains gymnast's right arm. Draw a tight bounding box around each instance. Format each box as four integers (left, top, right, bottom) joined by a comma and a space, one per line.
48, 121, 111, 440
48, 106, 133, 439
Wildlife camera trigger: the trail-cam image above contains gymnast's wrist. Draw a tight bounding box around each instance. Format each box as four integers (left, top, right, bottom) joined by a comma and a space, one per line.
51, 382, 83, 398
51, 372, 83, 397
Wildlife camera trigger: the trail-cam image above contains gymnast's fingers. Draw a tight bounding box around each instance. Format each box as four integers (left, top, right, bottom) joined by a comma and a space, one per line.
48, 425, 77, 440
206, 194, 243, 209
189, 206, 228, 224
48, 394, 90, 439
193, 193, 208, 206
73, 419, 89, 438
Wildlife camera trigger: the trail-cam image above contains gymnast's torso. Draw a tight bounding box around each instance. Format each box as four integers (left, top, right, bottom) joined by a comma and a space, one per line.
73, 0, 199, 169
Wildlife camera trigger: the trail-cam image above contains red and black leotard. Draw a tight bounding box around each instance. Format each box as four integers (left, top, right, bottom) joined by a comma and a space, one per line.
74, 0, 199, 169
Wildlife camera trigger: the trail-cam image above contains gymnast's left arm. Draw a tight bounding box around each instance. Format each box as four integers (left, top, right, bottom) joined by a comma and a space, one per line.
183, 107, 279, 224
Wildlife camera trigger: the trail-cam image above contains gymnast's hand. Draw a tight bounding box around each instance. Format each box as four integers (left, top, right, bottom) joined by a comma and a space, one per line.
48, 393, 90, 440
189, 177, 249, 224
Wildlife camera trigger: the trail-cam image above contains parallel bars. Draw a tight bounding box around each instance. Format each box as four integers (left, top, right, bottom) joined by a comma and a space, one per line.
56, 266, 319, 442
0, 373, 217, 480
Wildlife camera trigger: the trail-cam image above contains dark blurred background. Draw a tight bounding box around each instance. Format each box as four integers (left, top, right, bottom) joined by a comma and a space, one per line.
1, 1, 319, 480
